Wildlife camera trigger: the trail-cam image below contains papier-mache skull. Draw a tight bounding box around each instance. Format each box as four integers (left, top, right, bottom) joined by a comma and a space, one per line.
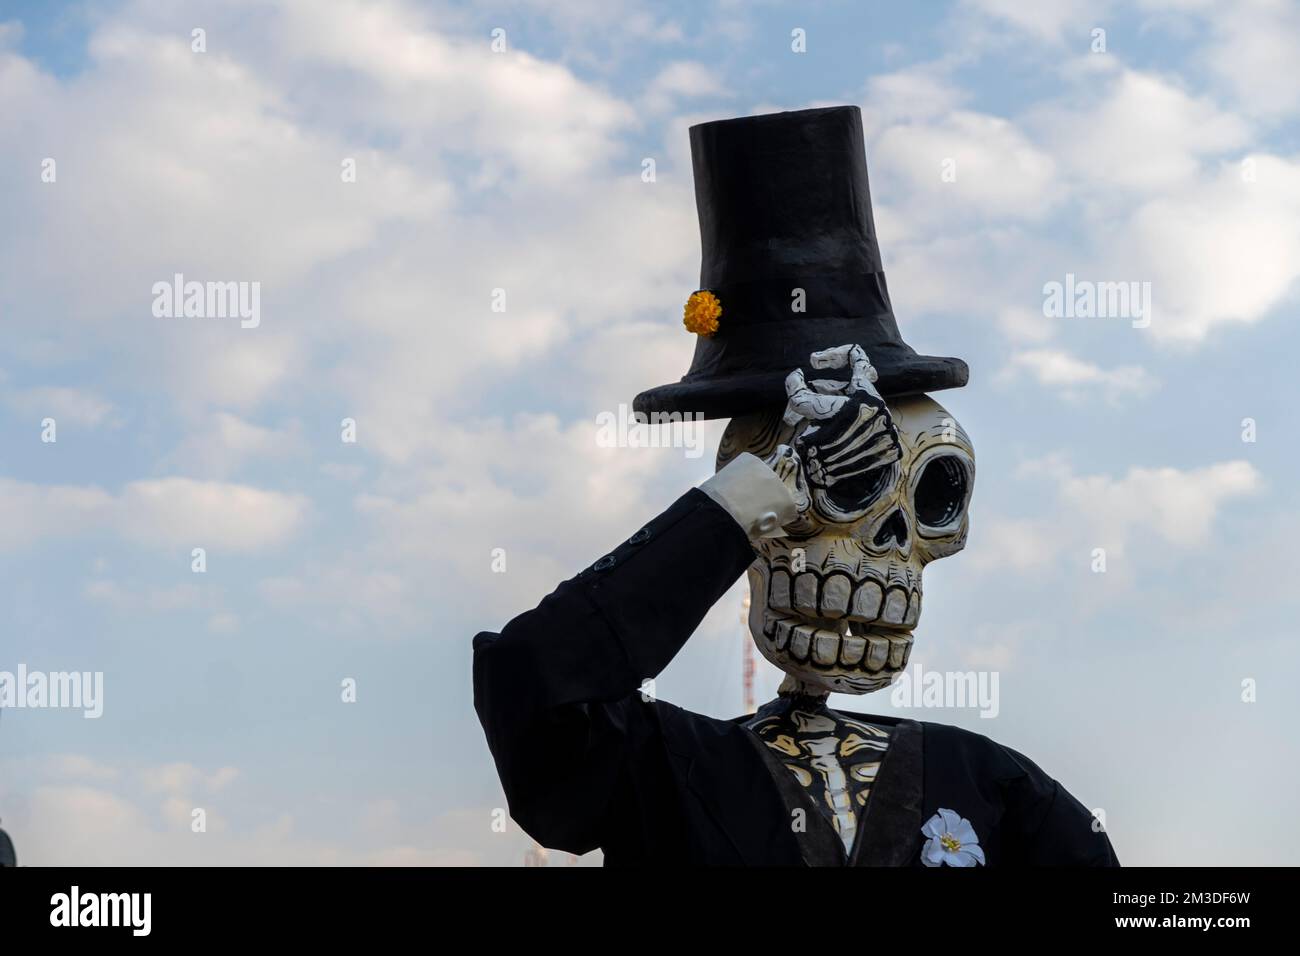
718, 344, 975, 695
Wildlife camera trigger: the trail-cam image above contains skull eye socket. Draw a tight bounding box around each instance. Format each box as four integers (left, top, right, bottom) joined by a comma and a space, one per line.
822, 464, 895, 517
913, 455, 969, 529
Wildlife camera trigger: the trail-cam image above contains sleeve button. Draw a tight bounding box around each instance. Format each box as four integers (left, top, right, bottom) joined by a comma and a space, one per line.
593, 554, 617, 571
628, 527, 652, 544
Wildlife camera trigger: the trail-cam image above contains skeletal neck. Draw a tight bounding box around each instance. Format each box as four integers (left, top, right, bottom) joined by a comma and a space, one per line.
777, 673, 831, 703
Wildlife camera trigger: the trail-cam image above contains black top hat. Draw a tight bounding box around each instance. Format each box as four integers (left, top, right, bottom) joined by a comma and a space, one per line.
633, 106, 967, 420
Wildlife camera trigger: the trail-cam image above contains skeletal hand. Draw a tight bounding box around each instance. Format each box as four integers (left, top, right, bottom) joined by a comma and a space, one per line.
763, 443, 811, 515
779, 344, 902, 518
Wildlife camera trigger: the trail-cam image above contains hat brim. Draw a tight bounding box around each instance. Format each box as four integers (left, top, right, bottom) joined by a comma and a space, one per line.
633, 354, 968, 420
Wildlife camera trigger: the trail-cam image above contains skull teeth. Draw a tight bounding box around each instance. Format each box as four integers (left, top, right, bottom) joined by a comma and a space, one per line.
761, 611, 912, 675
789, 625, 812, 662
812, 630, 840, 666
769, 571, 792, 610
881, 589, 908, 625
866, 636, 890, 670
819, 573, 853, 618
903, 596, 920, 627
839, 634, 867, 666
851, 581, 883, 619
888, 637, 909, 669
766, 568, 919, 629
793, 572, 818, 614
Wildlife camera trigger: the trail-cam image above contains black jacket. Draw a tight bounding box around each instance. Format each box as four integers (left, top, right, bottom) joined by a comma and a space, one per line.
473, 488, 1118, 866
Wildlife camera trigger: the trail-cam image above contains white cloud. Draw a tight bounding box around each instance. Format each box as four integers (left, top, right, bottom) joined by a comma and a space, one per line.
0, 0, 697, 461
1022, 455, 1261, 553
166, 412, 303, 478
1, 757, 581, 866
643, 61, 728, 114
270, 0, 637, 184
83, 579, 205, 612
117, 478, 309, 551
872, 61, 1296, 349
0, 478, 113, 551
0, 23, 442, 311
1035, 69, 1251, 192
39, 754, 121, 782
1001, 348, 1156, 400
1201, 0, 1300, 118
997, 306, 1056, 343
958, 620, 1035, 670
1110, 155, 1300, 343
257, 564, 413, 634
961, 0, 1107, 44
141, 762, 240, 796
863, 65, 970, 126
343, 411, 722, 621
0, 475, 309, 553
4, 385, 117, 427
968, 516, 1060, 572
170, 338, 301, 413
330, 171, 698, 462
871, 110, 1059, 224
968, 455, 1262, 579
1139, 0, 1300, 120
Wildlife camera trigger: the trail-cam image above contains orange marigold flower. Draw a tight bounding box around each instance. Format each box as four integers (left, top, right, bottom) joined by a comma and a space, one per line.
683, 290, 722, 336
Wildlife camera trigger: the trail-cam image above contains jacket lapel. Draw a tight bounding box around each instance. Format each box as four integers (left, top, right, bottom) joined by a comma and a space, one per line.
662, 708, 803, 865
741, 727, 845, 866
851, 718, 924, 866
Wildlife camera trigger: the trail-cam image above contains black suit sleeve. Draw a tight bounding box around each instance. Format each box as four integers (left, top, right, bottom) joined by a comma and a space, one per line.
472, 488, 755, 854
1001, 747, 1120, 866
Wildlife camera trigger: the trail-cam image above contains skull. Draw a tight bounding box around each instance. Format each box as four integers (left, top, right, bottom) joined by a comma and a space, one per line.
717, 347, 975, 696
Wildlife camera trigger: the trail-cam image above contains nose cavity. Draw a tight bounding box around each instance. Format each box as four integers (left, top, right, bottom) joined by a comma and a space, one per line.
873, 509, 909, 548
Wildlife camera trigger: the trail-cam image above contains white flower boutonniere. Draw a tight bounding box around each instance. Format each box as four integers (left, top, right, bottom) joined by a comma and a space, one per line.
921, 808, 985, 867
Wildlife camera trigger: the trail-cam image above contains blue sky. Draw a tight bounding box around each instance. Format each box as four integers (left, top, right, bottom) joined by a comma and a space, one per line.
0, 0, 1297, 864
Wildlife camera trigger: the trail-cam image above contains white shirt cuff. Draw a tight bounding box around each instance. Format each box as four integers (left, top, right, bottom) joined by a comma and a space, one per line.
699, 452, 799, 539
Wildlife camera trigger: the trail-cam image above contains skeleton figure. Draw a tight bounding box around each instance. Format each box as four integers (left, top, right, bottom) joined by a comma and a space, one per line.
716, 343, 974, 850
474, 105, 1117, 867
